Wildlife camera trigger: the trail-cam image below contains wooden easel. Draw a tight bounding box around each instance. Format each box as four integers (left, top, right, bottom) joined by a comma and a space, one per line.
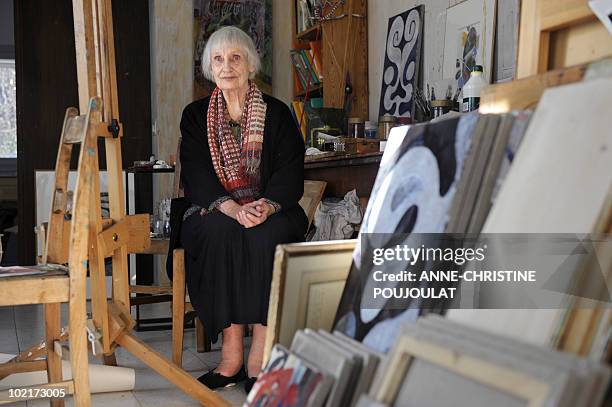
43, 0, 230, 405
0, 99, 98, 406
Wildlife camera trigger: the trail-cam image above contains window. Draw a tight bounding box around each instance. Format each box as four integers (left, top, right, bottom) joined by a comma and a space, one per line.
0, 59, 16, 159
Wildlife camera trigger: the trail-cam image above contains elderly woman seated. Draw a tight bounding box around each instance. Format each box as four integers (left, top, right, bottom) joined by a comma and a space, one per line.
179, 26, 307, 392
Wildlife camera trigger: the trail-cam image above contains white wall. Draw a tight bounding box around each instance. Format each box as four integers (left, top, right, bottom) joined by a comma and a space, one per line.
149, 0, 194, 202
272, 0, 293, 105
149, 0, 194, 282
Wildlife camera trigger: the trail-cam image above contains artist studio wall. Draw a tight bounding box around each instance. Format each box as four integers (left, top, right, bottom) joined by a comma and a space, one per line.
369, 0, 449, 121
149, 0, 194, 204
368, 0, 501, 122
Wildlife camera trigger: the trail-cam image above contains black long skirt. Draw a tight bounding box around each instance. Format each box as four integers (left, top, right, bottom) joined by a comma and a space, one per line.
181, 210, 302, 344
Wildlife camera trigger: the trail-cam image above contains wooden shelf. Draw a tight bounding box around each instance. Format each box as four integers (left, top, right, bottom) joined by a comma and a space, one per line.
295, 84, 323, 98
291, 0, 368, 119
296, 24, 321, 42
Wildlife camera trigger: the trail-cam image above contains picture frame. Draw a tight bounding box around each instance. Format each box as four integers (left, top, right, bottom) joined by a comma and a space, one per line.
291, 329, 356, 407
419, 315, 610, 407
246, 344, 333, 407
371, 335, 551, 407
264, 240, 356, 364
517, 0, 612, 78
193, 0, 273, 98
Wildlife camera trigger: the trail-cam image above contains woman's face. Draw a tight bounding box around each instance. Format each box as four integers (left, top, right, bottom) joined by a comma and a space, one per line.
210, 46, 253, 92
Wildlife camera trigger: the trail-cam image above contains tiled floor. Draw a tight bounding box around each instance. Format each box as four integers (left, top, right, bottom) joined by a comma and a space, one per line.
0, 303, 247, 406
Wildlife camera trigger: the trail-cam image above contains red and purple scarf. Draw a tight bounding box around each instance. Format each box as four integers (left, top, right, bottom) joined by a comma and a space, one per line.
207, 82, 266, 204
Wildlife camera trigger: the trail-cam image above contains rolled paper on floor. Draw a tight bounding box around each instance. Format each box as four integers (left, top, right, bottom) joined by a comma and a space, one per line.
0, 353, 135, 393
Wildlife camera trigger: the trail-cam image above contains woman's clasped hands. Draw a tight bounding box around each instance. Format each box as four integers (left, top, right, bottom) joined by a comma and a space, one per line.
233, 198, 275, 228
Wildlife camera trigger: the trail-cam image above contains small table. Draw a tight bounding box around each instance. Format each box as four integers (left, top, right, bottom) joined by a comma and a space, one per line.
125, 166, 176, 331
304, 151, 383, 199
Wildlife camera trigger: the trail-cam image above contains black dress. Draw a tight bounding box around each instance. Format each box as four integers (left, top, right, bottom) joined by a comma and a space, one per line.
178, 94, 308, 343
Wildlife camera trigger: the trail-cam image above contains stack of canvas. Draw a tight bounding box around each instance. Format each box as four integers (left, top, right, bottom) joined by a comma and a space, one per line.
246, 329, 382, 407
243, 344, 332, 407
447, 78, 612, 349
362, 315, 611, 407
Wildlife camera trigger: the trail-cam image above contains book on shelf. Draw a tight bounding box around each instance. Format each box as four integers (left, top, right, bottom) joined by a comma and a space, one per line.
300, 48, 321, 84
291, 49, 320, 89
293, 70, 305, 95
291, 100, 308, 141
309, 40, 323, 81
290, 50, 308, 89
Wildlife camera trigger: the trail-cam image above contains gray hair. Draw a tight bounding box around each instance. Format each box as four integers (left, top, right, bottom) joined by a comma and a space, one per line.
201, 26, 261, 81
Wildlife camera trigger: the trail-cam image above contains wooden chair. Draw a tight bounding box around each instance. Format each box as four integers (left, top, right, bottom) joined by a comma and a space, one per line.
0, 103, 99, 406
128, 137, 210, 368
300, 180, 327, 230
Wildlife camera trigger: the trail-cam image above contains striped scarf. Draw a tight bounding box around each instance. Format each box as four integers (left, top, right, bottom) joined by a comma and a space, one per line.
207, 82, 266, 205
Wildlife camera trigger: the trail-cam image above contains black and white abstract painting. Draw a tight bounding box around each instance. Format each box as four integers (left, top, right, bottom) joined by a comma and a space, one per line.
333, 114, 479, 353
378, 6, 424, 120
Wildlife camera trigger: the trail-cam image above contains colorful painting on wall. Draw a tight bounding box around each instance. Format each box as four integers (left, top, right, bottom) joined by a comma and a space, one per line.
378, 6, 424, 119
442, 0, 496, 89
332, 115, 479, 353
245, 344, 333, 407
193, 0, 273, 99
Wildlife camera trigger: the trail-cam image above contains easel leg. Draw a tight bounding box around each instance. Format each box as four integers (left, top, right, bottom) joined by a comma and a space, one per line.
44, 303, 64, 407
117, 333, 230, 406
69, 270, 91, 406
172, 249, 186, 367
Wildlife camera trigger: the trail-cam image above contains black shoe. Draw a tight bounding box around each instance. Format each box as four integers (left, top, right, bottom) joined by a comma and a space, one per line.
244, 376, 257, 394
197, 366, 247, 389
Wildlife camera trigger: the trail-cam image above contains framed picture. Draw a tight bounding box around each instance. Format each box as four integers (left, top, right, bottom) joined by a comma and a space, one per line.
371, 335, 550, 406
263, 240, 356, 364
246, 344, 333, 407
378, 5, 424, 119
291, 330, 355, 407
442, 0, 497, 89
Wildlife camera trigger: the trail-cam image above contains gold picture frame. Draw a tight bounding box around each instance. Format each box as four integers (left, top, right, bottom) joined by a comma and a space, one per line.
263, 240, 356, 364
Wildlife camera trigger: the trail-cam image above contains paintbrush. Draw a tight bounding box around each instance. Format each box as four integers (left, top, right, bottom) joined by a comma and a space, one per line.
454, 87, 461, 102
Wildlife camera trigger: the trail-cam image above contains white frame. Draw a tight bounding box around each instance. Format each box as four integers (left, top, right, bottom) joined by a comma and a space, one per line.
442, 0, 497, 86
373, 335, 550, 407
